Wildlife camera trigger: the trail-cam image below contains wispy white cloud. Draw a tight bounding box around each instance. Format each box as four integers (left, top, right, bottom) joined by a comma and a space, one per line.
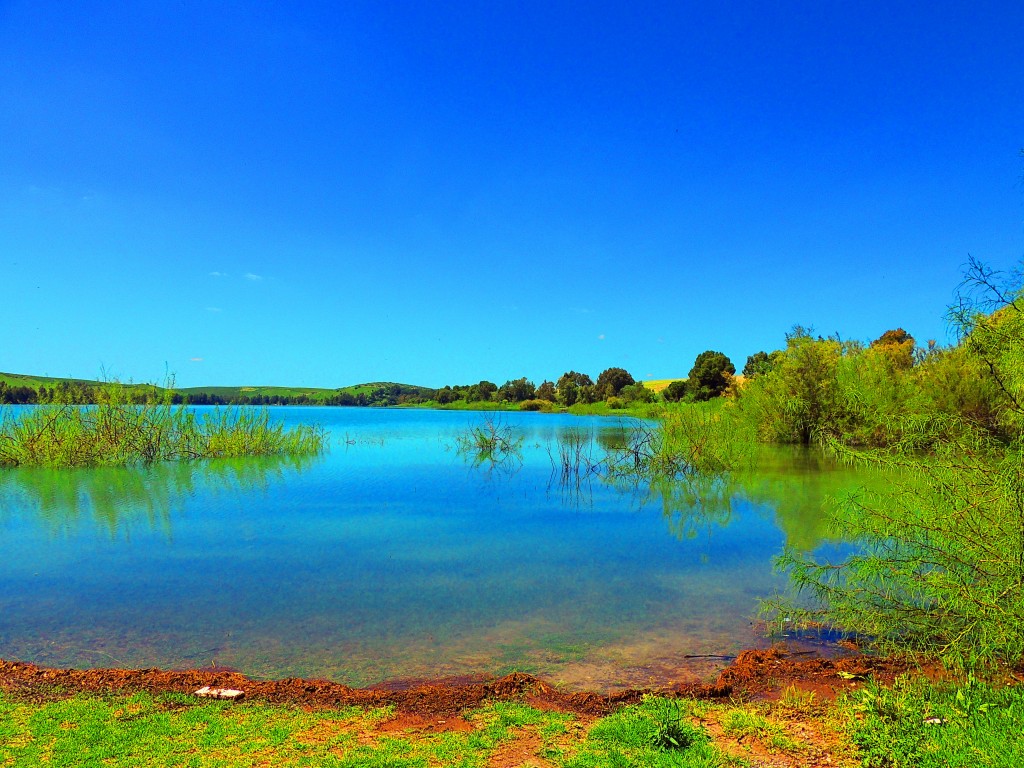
209, 271, 228, 277
245, 272, 263, 281
189, 357, 204, 363
205, 306, 222, 313
597, 334, 606, 340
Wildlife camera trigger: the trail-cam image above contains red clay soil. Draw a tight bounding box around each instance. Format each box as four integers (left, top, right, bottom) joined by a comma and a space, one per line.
718, 646, 918, 699
0, 647, 916, 717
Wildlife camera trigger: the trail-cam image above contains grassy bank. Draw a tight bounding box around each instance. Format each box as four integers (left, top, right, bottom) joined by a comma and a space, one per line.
4, 676, 1021, 767
0, 383, 328, 468
0, 689, 798, 767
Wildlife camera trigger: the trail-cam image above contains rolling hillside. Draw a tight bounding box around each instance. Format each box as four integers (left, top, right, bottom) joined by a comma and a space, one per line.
0, 371, 104, 389
1, 372, 435, 403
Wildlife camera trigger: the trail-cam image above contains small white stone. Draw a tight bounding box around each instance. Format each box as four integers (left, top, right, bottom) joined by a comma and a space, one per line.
195, 686, 244, 700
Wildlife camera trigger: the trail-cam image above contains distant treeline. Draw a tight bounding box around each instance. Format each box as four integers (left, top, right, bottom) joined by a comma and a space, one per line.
0, 381, 430, 407
0, 328, 965, 420
182, 383, 430, 407
8, 364, 721, 409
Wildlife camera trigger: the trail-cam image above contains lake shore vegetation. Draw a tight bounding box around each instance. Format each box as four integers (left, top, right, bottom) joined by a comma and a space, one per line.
755, 258, 1024, 673
0, 381, 328, 468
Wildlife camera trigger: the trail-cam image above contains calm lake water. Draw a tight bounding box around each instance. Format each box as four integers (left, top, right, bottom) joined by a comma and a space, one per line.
0, 407, 874, 690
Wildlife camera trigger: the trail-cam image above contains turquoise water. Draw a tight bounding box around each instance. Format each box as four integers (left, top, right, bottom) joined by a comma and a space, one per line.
0, 407, 868, 690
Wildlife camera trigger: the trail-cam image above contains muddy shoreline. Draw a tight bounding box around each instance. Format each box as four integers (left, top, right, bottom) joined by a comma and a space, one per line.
0, 647, 916, 717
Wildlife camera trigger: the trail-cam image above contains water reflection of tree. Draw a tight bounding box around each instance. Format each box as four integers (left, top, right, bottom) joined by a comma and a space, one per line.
0, 454, 320, 539
544, 426, 738, 540
621, 472, 737, 542
544, 428, 887, 550
736, 448, 892, 551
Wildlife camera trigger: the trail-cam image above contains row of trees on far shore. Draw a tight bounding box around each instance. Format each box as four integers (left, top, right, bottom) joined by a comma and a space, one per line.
1, 331, 935, 412
434, 347, 746, 408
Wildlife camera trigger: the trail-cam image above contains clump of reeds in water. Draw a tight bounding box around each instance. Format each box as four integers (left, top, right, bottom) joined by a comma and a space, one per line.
0, 382, 328, 468
602, 407, 753, 482
454, 416, 523, 467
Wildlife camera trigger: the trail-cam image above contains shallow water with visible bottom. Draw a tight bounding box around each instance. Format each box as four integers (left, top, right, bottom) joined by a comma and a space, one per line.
0, 407, 871, 691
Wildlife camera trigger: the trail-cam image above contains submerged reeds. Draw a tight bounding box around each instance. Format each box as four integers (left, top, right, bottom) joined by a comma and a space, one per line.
0, 383, 328, 468
453, 415, 523, 467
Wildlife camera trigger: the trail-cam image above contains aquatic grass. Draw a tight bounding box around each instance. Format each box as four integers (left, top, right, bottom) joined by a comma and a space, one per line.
0, 382, 327, 467
546, 428, 603, 491
453, 415, 523, 468
603, 405, 754, 483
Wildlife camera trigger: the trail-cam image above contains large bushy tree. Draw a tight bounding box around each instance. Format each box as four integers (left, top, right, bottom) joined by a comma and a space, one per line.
476, 380, 498, 401
556, 371, 593, 406
535, 380, 556, 401
595, 367, 635, 398
870, 328, 916, 370
686, 351, 735, 401
498, 377, 536, 402
621, 382, 656, 404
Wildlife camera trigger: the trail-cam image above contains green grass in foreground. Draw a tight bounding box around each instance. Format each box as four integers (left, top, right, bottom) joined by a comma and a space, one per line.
3, 678, 1022, 767
0, 692, 742, 768
844, 676, 1024, 768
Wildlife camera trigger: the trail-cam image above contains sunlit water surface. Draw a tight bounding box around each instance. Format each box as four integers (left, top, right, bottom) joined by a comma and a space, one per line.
0, 407, 877, 690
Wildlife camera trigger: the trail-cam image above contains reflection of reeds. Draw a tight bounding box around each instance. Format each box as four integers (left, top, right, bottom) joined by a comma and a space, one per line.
0, 453, 321, 538
0, 384, 328, 467
546, 429, 601, 480
540, 421, 749, 539
545, 429, 603, 507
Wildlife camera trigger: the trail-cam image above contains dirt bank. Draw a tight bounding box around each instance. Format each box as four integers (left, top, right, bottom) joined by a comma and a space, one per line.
0, 646, 916, 717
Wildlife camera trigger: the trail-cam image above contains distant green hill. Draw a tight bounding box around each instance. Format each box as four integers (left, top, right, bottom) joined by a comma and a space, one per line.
177, 384, 338, 399
1, 372, 435, 405
178, 382, 434, 399
0, 371, 104, 389
336, 382, 436, 398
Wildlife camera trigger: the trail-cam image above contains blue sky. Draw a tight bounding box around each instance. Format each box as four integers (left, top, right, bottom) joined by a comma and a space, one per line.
2, 2, 1022, 388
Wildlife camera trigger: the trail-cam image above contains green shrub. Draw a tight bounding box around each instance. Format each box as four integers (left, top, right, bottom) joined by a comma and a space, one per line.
519, 398, 555, 412
663, 380, 688, 402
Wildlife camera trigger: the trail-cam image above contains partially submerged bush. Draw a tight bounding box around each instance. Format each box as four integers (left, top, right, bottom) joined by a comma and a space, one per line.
770, 435, 1024, 670
766, 259, 1024, 671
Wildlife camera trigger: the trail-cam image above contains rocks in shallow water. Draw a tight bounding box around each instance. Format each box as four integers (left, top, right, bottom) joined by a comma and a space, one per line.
195, 686, 244, 700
